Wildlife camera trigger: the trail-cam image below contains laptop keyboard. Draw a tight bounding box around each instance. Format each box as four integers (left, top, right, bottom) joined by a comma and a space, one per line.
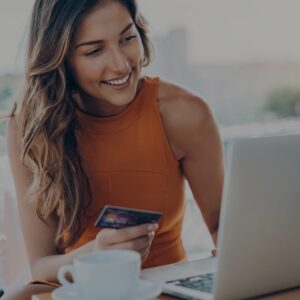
166, 272, 215, 294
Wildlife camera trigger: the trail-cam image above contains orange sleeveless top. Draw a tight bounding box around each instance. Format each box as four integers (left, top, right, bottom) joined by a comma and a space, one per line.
70, 77, 186, 268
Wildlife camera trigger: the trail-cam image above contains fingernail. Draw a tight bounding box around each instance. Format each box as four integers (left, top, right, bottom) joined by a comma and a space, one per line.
148, 231, 155, 238
148, 223, 158, 231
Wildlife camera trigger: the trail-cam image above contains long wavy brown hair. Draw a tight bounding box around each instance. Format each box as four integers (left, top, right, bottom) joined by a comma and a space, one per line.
15, 0, 152, 253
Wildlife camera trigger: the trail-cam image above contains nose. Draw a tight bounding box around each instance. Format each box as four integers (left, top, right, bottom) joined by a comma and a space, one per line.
108, 48, 130, 74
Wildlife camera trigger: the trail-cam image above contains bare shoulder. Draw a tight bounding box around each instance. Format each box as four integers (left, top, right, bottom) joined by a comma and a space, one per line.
157, 79, 216, 159
157, 80, 211, 125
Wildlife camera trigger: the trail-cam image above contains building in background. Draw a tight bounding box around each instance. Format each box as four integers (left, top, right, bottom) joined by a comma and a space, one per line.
146, 28, 300, 125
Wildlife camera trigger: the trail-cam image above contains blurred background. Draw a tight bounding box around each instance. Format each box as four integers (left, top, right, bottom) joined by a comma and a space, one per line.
0, 0, 300, 288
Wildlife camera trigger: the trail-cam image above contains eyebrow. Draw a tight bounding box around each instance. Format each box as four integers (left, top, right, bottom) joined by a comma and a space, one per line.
75, 22, 134, 49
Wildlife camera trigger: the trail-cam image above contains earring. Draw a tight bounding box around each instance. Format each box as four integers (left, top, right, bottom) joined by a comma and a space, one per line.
69, 81, 78, 94
71, 88, 78, 94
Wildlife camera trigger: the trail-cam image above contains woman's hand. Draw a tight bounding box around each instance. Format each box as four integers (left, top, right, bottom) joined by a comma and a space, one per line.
211, 248, 217, 256
92, 223, 158, 263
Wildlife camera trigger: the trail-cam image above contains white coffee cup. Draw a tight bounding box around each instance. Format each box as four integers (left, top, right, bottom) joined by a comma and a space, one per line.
57, 249, 141, 300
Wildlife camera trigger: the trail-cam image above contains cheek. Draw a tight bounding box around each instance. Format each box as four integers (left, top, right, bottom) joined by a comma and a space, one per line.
72, 59, 105, 84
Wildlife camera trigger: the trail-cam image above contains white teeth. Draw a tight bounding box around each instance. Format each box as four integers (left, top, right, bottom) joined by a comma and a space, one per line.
105, 74, 129, 86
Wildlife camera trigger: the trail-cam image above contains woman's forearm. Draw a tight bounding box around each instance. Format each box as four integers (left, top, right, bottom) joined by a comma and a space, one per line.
211, 229, 218, 246
31, 240, 93, 283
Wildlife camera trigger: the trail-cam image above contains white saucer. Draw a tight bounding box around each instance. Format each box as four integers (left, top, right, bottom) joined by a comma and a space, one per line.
51, 286, 83, 300
51, 279, 162, 300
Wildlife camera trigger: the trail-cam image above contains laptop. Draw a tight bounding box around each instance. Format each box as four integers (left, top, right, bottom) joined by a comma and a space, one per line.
142, 133, 300, 299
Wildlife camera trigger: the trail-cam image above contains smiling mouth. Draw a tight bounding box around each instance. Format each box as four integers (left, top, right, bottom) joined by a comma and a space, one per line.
102, 73, 131, 86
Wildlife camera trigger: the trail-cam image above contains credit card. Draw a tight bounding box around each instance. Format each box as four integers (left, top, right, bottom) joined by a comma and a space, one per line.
94, 205, 162, 229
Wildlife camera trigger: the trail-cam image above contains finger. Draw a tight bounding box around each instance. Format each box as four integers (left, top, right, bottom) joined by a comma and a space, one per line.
95, 229, 118, 247
140, 245, 151, 259
148, 231, 156, 240
136, 237, 154, 260
109, 223, 158, 245
142, 249, 150, 263
139, 239, 153, 254
211, 248, 217, 256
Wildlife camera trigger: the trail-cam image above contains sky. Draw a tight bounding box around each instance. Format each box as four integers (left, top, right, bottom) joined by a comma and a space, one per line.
1, 0, 300, 73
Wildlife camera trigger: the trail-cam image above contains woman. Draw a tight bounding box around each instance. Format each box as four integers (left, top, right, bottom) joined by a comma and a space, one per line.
5, 0, 223, 298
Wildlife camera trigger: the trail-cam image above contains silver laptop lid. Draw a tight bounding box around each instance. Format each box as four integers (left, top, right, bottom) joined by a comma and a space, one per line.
214, 134, 300, 299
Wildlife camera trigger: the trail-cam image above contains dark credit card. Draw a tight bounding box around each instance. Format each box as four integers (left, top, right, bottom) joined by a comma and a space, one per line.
94, 205, 162, 229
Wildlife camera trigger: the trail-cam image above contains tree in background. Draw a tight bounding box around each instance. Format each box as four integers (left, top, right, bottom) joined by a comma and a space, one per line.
0, 87, 13, 111
0, 86, 13, 136
262, 86, 300, 119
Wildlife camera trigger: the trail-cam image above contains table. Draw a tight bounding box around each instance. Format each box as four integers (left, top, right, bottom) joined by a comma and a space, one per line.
33, 293, 173, 299
33, 287, 300, 300
32, 257, 300, 300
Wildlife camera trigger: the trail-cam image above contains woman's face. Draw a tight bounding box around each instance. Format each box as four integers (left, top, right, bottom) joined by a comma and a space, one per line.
68, 1, 144, 116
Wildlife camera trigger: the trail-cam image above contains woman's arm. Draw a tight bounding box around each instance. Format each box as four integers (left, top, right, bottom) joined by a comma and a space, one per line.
6, 117, 82, 282
158, 81, 224, 246
6, 118, 156, 283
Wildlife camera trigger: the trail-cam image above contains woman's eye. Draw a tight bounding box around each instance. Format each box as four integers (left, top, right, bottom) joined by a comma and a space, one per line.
122, 35, 137, 43
85, 48, 104, 56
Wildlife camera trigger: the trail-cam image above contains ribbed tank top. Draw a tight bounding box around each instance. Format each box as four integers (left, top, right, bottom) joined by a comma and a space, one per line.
71, 76, 186, 268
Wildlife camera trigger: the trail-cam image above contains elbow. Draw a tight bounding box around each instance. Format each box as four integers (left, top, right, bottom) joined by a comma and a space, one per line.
30, 260, 42, 281
30, 259, 48, 282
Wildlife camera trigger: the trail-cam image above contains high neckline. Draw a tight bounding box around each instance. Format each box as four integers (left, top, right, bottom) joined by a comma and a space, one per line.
76, 77, 156, 134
